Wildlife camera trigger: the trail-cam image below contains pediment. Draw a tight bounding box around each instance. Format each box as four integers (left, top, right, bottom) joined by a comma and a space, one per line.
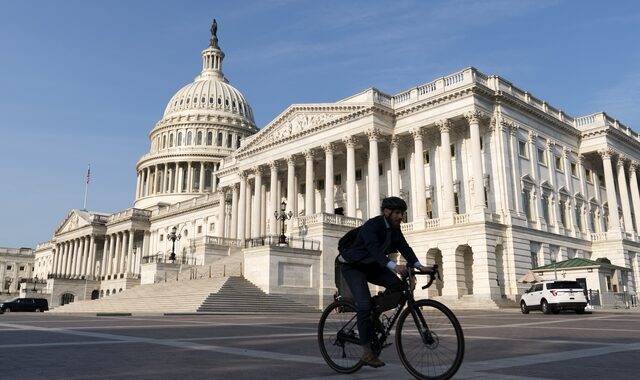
55, 209, 91, 235
236, 105, 365, 155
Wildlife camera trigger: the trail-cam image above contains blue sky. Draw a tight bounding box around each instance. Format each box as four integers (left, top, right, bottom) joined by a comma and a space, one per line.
1, 0, 639, 248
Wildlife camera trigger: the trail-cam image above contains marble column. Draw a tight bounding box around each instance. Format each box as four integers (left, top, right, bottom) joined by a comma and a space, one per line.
269, 161, 279, 234
323, 144, 335, 213
176, 163, 183, 192
199, 162, 205, 192
119, 232, 128, 276
366, 128, 381, 218
507, 123, 522, 215
87, 236, 96, 277
617, 157, 634, 232
437, 120, 455, 215
343, 136, 358, 217
252, 167, 263, 237
230, 184, 239, 239
465, 110, 486, 210
600, 149, 621, 230
216, 188, 226, 236
286, 156, 296, 216
629, 161, 640, 233
304, 150, 315, 215
390, 136, 400, 197
102, 236, 110, 277
237, 171, 247, 241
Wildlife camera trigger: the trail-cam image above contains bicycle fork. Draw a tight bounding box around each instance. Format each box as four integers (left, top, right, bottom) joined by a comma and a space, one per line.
409, 301, 437, 346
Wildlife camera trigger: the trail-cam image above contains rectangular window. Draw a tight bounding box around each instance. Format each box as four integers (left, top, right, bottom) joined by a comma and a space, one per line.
537, 148, 546, 166
542, 195, 550, 224
522, 190, 531, 220
209, 223, 214, 231
160, 235, 164, 241
19, 266, 25, 271
570, 162, 577, 176
317, 179, 325, 190
585, 169, 593, 183
227, 134, 233, 148
334, 174, 342, 185
450, 144, 456, 158
398, 158, 406, 171
217, 132, 223, 146
378, 163, 384, 176
575, 204, 583, 232
453, 192, 459, 214
355, 169, 362, 181
6, 266, 11, 271
531, 252, 539, 269
426, 197, 433, 219
424, 150, 430, 165
518, 140, 528, 159
559, 200, 566, 228
197, 226, 202, 234
598, 175, 605, 187
555, 156, 563, 171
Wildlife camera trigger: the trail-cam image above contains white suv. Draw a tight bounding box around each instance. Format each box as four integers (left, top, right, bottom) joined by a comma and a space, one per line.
521, 280, 588, 314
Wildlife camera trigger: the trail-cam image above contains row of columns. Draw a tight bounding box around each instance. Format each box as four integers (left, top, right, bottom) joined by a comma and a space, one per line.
215, 112, 488, 239
136, 161, 218, 199
52, 236, 96, 278
101, 230, 142, 279
600, 150, 640, 233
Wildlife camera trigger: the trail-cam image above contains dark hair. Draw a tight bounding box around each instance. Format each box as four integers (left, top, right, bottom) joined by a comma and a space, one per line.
381, 196, 407, 211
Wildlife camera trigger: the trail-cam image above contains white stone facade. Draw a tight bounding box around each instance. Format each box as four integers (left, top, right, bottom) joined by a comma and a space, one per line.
35, 23, 640, 309
0, 247, 34, 294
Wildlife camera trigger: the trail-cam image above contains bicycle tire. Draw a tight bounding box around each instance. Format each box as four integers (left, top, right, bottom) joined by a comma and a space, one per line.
395, 299, 464, 380
317, 300, 364, 373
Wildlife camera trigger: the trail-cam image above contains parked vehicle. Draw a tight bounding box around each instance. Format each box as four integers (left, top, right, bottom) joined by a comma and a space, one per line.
0, 298, 49, 313
521, 281, 587, 314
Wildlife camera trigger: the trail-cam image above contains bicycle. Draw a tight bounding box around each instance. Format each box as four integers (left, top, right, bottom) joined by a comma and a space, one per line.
317, 265, 464, 380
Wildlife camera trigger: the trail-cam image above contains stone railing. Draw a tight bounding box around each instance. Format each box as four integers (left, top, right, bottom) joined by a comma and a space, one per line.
425, 218, 440, 229
203, 236, 243, 247
400, 222, 415, 233
294, 213, 363, 228
590, 232, 608, 241
453, 214, 470, 224
108, 208, 152, 223
244, 235, 321, 251
154, 193, 219, 216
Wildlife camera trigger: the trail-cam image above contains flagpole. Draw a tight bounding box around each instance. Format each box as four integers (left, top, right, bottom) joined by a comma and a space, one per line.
83, 164, 90, 210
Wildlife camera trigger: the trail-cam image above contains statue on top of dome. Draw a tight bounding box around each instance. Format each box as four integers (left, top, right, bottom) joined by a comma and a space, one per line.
209, 19, 219, 48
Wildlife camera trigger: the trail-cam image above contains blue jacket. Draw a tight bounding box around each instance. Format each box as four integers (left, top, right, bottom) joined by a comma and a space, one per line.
340, 215, 419, 268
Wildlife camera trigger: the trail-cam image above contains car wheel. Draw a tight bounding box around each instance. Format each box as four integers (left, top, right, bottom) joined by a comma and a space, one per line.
541, 300, 551, 314
520, 301, 529, 314
576, 308, 585, 314
34, 308, 41, 312
4, 308, 11, 313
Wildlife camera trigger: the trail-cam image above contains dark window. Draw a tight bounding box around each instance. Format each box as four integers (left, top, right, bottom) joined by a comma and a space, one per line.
169, 134, 174, 147
555, 156, 563, 171
450, 144, 456, 158
317, 179, 325, 190
399, 158, 406, 171
210, 97, 214, 104
187, 131, 192, 145
571, 162, 577, 176
334, 174, 342, 185
207, 132, 213, 145
197, 226, 202, 234
547, 281, 582, 290
426, 197, 433, 219
19, 266, 25, 271
6, 265, 11, 270
355, 169, 362, 181
598, 175, 605, 187
519, 140, 528, 158
424, 150, 430, 164
537, 148, 546, 165
237, 136, 242, 148
196, 131, 203, 145
177, 132, 183, 146
585, 169, 593, 183
227, 134, 233, 148
454, 193, 459, 214
217, 132, 223, 146
378, 163, 384, 176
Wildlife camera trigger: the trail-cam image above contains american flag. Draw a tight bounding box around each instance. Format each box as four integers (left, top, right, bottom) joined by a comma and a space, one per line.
86, 165, 91, 184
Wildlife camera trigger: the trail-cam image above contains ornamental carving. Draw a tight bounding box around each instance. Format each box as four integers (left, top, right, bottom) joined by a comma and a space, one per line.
268, 161, 280, 171
322, 142, 336, 153
390, 135, 400, 147
617, 156, 628, 168
342, 136, 358, 147
409, 127, 424, 139
464, 109, 487, 125
304, 149, 316, 160
265, 113, 339, 144
629, 161, 639, 172
527, 131, 537, 143
285, 155, 297, 165
436, 119, 452, 133
365, 127, 382, 141
598, 148, 614, 160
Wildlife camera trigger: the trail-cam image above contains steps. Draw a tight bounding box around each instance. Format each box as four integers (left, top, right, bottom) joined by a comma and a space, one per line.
197, 277, 318, 313
49, 277, 228, 314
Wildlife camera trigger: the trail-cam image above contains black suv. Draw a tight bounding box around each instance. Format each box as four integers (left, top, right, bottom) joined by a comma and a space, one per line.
0, 298, 49, 313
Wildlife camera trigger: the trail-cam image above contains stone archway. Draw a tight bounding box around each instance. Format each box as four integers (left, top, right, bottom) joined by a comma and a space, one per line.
61, 293, 75, 305
455, 245, 474, 296
91, 290, 100, 300
495, 244, 506, 297
426, 248, 443, 297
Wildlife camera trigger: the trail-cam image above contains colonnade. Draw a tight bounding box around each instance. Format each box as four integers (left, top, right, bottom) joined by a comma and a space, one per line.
52, 235, 97, 278
136, 161, 219, 199
100, 230, 145, 279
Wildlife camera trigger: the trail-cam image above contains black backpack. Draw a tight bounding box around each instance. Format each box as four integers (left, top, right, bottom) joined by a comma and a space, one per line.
337, 226, 361, 252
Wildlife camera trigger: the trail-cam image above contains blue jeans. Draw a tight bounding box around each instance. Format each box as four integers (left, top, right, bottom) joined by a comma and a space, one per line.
341, 262, 403, 346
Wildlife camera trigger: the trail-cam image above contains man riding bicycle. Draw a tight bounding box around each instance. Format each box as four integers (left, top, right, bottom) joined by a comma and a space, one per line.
338, 196, 431, 368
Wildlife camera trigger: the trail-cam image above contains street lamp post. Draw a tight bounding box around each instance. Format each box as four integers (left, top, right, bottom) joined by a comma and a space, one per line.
167, 226, 181, 263
32, 276, 38, 292
274, 200, 293, 245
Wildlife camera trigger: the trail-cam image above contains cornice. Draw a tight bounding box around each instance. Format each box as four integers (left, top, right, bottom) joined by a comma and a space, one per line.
394, 85, 476, 119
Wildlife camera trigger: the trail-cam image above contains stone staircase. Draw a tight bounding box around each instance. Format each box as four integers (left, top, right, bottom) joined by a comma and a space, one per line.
431, 294, 518, 310
49, 277, 228, 314
198, 276, 319, 313
177, 248, 244, 281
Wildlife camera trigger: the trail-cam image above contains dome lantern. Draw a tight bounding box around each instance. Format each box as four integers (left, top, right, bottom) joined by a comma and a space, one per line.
197, 18, 226, 82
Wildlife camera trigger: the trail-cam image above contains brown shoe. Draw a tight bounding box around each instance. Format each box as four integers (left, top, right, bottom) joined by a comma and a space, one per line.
361, 351, 385, 368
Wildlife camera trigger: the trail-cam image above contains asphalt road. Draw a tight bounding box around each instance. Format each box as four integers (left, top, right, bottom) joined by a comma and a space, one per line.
0, 309, 638, 379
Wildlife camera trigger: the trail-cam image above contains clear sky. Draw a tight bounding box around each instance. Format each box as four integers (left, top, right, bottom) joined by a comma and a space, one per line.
1, 0, 639, 248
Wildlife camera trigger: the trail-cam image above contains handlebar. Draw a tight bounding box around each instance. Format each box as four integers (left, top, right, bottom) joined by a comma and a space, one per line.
406, 264, 441, 290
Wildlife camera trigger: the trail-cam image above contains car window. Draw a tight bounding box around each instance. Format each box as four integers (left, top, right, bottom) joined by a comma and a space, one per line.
534, 284, 543, 291
547, 281, 582, 289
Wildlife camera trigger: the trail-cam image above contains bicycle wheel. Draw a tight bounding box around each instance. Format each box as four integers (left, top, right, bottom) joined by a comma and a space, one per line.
317, 300, 364, 373
395, 299, 464, 380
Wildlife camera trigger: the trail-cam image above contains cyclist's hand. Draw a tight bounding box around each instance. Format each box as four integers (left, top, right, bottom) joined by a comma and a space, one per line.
395, 264, 409, 276
417, 265, 434, 274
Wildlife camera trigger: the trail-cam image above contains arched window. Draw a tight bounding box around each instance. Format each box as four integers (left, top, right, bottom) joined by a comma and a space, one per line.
217, 132, 223, 146
205, 169, 212, 189
237, 135, 242, 148
187, 131, 192, 145
91, 290, 99, 300
61, 293, 75, 305
162, 135, 167, 149
169, 133, 174, 147
196, 131, 203, 145
227, 133, 232, 148
177, 132, 183, 146
206, 131, 213, 145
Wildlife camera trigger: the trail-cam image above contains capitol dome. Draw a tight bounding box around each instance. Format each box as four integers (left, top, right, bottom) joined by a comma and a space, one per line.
134, 20, 258, 210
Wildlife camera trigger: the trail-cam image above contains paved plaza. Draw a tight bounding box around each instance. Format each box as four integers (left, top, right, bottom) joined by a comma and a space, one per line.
0, 310, 638, 379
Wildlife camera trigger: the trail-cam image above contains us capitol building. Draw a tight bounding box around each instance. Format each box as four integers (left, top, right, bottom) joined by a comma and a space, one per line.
32, 21, 639, 309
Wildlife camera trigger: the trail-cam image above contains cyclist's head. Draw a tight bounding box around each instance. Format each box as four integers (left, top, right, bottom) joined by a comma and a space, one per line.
381, 197, 407, 212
